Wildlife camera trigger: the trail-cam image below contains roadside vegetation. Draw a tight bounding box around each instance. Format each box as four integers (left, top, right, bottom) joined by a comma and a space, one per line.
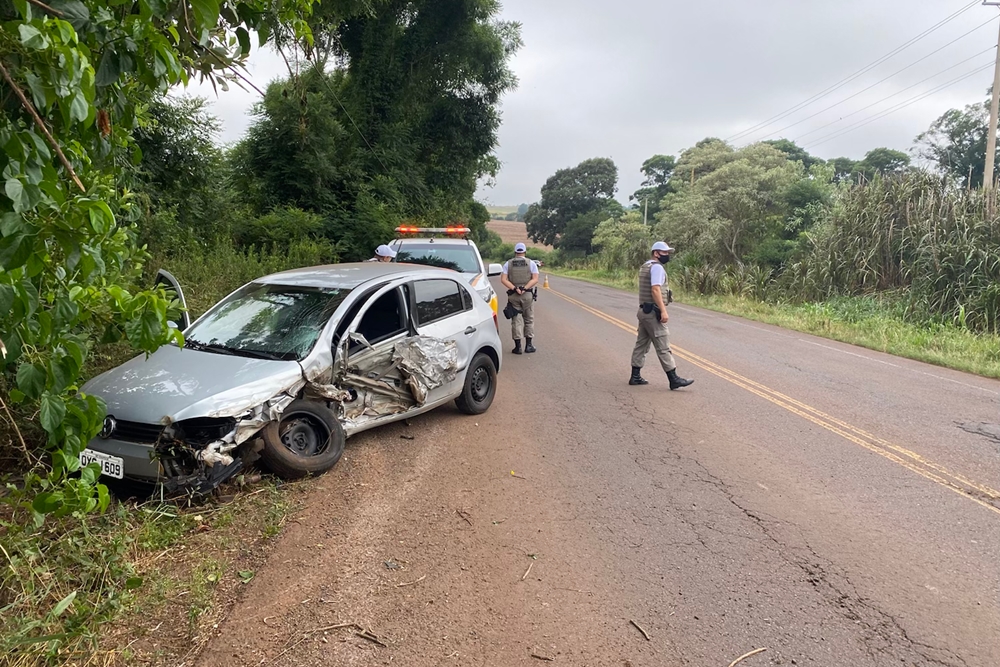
1, 0, 520, 663
519, 102, 1000, 379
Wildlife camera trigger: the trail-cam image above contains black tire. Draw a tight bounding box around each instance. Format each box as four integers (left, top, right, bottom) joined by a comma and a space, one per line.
455, 352, 497, 415
259, 400, 345, 480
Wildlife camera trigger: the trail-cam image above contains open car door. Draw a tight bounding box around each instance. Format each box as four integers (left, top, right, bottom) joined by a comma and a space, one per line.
155, 269, 190, 331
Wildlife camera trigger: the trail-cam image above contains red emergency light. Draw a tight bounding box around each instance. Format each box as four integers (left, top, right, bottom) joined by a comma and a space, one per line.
395, 226, 472, 237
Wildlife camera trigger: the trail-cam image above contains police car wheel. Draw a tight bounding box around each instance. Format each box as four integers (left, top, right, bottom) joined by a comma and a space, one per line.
456, 353, 497, 415
260, 400, 346, 479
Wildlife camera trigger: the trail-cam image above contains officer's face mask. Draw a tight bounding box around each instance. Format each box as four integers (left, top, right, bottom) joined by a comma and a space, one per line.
657, 252, 671, 265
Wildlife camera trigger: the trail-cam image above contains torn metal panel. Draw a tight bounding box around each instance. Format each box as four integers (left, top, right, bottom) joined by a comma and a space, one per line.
392, 336, 459, 405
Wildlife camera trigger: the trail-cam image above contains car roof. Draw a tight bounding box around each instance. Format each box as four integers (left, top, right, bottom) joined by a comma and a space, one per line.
255, 262, 459, 289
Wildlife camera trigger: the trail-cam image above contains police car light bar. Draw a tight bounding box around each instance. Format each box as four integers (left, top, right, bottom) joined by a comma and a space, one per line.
395, 226, 471, 236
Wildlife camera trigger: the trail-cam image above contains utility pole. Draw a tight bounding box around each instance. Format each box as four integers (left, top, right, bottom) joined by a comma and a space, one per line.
643, 197, 648, 225
985, 2, 1000, 189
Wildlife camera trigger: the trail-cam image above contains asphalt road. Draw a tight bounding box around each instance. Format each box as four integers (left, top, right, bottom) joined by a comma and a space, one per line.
198, 274, 1000, 667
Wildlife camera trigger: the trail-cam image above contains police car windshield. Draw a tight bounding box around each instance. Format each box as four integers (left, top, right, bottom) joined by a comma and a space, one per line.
395, 244, 480, 273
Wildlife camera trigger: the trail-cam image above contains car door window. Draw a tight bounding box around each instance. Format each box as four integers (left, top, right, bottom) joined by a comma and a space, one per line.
413, 279, 469, 326
355, 288, 407, 346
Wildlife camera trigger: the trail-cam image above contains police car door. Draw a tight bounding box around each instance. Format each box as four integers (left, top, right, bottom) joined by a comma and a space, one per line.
408, 277, 478, 402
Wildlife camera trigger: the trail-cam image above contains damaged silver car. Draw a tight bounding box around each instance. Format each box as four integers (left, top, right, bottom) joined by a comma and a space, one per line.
80, 263, 503, 495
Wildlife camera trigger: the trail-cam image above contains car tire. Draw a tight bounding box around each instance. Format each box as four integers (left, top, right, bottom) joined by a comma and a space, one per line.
260, 400, 345, 480
455, 352, 497, 415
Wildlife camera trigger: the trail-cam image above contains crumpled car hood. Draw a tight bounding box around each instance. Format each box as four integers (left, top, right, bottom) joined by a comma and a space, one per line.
82, 344, 304, 424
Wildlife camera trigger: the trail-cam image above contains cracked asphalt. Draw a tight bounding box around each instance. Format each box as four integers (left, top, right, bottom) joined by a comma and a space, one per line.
197, 275, 1000, 667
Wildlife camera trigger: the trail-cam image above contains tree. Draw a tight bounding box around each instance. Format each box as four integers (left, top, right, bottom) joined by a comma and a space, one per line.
233, 0, 522, 258
133, 96, 234, 249
657, 142, 802, 265
915, 101, 995, 188
829, 157, 858, 183
524, 157, 618, 246
630, 154, 676, 219
516, 202, 529, 221
762, 139, 823, 170
0, 0, 317, 520
856, 147, 910, 180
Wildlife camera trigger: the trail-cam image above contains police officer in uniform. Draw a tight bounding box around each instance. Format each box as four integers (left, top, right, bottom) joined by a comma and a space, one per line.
500, 243, 540, 354
630, 241, 693, 389
367, 245, 396, 262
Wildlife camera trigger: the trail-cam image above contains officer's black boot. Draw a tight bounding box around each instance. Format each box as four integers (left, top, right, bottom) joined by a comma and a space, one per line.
524, 337, 537, 354
512, 339, 522, 355
629, 367, 648, 386
667, 368, 694, 390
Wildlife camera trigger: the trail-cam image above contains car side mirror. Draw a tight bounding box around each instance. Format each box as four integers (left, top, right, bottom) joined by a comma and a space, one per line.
487, 263, 503, 277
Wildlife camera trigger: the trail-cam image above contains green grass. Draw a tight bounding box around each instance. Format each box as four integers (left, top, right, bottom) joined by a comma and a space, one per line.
548, 268, 1000, 380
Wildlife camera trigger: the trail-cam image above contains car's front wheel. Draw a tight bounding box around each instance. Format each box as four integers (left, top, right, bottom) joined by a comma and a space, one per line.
455, 352, 497, 415
260, 400, 345, 479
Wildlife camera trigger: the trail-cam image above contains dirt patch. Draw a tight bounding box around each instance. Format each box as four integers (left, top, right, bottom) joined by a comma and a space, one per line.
486, 220, 552, 250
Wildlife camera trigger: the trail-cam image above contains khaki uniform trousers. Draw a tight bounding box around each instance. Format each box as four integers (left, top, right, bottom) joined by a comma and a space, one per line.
631, 308, 676, 373
508, 290, 535, 340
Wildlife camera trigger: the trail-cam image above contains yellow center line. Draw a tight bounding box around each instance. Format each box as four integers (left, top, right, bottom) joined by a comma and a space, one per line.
545, 284, 1000, 519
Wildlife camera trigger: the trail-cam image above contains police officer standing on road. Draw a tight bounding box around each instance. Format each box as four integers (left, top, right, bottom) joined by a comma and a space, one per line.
501, 243, 540, 355
630, 241, 694, 389
367, 245, 397, 262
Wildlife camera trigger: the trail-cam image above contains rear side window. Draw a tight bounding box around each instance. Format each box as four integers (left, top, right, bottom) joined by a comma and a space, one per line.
413, 279, 467, 325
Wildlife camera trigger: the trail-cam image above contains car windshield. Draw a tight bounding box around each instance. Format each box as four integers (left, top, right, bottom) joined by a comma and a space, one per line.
395, 244, 481, 273
184, 283, 351, 361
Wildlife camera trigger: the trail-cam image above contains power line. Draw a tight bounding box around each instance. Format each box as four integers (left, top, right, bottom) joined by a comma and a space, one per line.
793, 48, 994, 143
726, 0, 981, 142
803, 62, 994, 149
744, 19, 998, 145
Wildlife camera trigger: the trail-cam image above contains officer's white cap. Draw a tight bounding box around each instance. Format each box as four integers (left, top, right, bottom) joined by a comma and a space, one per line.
651, 241, 674, 253
375, 244, 397, 258
514, 243, 527, 253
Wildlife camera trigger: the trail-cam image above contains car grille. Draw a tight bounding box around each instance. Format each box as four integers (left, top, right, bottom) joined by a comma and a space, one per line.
111, 420, 165, 444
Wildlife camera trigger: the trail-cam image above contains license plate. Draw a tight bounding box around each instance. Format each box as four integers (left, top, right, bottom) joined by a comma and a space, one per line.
79, 449, 124, 480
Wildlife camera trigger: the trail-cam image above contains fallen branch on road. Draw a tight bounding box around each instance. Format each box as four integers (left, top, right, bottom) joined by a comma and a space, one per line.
629, 619, 650, 641
521, 562, 533, 581
728, 647, 767, 666
395, 575, 427, 587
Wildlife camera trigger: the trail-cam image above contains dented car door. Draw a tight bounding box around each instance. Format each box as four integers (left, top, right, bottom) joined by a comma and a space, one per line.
408, 278, 479, 400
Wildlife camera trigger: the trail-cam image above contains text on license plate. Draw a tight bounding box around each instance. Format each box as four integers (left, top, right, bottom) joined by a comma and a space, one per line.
79, 449, 124, 479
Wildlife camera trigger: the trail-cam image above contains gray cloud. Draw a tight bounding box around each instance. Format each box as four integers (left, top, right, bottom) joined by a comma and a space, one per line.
184, 1, 999, 206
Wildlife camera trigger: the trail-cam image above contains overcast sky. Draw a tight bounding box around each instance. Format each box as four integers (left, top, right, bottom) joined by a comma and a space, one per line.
185, 0, 1000, 206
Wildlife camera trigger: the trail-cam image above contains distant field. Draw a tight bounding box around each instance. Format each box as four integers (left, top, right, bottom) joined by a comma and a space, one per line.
486, 205, 519, 216
486, 219, 552, 250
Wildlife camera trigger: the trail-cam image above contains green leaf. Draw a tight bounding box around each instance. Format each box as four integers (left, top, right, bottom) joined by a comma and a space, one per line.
0, 233, 32, 268
40, 392, 67, 433
51, 591, 76, 617
16, 363, 46, 399
8, 389, 25, 404
53, 297, 80, 326
236, 27, 251, 56
49, 0, 90, 31
69, 92, 89, 123
189, 0, 221, 30
18, 25, 49, 50
12, 0, 31, 20
238, 570, 255, 583
95, 49, 122, 88
31, 491, 64, 514
97, 483, 110, 513
125, 576, 143, 590
0, 212, 23, 236
0, 283, 14, 314
79, 462, 97, 485
5, 179, 29, 213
